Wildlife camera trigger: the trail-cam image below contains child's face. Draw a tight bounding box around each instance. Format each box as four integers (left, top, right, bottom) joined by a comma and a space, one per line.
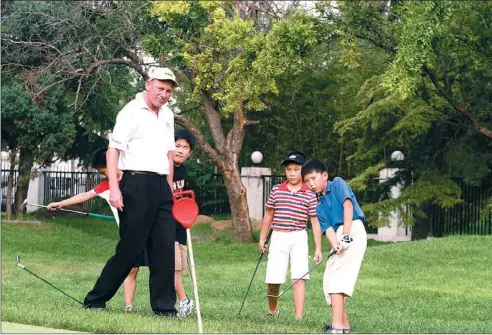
303, 170, 328, 194
284, 163, 302, 185
173, 139, 193, 165
97, 167, 108, 178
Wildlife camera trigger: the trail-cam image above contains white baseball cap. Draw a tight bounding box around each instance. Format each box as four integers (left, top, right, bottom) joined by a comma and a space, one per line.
148, 67, 179, 87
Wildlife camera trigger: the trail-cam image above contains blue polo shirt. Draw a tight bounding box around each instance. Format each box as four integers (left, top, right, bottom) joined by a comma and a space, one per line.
316, 177, 365, 233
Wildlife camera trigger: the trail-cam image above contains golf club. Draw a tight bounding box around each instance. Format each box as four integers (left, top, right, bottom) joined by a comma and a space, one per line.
25, 201, 115, 221
237, 228, 273, 315
266, 249, 338, 299
16, 255, 83, 305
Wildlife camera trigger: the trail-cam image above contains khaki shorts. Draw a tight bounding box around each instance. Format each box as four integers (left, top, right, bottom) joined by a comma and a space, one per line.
175, 242, 188, 274
323, 220, 367, 305
265, 230, 309, 284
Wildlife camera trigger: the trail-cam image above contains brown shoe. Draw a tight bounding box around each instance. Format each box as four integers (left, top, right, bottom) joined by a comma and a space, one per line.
266, 308, 279, 317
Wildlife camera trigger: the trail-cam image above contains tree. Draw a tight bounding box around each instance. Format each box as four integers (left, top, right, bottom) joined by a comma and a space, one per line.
317, 0, 492, 238
143, 1, 326, 240
2, 0, 326, 240
1, 1, 139, 218
1, 74, 77, 220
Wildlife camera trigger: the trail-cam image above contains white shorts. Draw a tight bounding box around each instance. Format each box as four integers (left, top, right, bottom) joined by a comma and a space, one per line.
323, 220, 367, 305
265, 230, 310, 284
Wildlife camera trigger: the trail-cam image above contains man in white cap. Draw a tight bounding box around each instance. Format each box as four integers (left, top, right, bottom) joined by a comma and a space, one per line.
83, 67, 181, 317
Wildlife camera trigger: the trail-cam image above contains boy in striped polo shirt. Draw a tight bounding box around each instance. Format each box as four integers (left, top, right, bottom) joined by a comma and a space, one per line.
259, 151, 322, 320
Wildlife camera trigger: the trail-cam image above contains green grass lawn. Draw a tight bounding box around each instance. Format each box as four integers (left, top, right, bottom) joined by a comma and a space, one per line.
2, 216, 492, 333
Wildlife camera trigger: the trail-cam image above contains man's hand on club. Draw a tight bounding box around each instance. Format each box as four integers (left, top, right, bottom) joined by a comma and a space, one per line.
259, 239, 269, 253
109, 187, 124, 211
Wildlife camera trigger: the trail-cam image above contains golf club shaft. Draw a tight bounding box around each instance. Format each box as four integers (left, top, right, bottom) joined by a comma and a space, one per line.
16, 257, 83, 305
28, 203, 115, 221
28, 203, 88, 216
238, 228, 273, 315
272, 249, 337, 298
186, 229, 203, 333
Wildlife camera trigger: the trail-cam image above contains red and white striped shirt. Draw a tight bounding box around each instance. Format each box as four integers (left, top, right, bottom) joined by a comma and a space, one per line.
92, 180, 120, 226
265, 181, 317, 231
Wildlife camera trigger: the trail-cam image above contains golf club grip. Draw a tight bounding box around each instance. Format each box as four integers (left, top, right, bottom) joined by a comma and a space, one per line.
88, 213, 116, 221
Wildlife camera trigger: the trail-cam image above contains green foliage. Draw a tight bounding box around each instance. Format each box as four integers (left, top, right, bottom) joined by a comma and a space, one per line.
1, 1, 141, 167
382, 1, 454, 98
1, 75, 76, 164
146, 1, 324, 115
319, 0, 492, 228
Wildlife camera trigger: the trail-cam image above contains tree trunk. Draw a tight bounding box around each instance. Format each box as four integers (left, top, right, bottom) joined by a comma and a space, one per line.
411, 201, 430, 240
14, 149, 34, 222
5, 150, 16, 221
222, 168, 253, 241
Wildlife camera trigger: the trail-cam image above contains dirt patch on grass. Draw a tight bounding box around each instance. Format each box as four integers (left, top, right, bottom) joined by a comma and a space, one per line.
194, 215, 215, 225
211, 220, 232, 230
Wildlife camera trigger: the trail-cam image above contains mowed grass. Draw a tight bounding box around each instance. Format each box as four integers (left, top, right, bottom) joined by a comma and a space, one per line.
1, 216, 492, 333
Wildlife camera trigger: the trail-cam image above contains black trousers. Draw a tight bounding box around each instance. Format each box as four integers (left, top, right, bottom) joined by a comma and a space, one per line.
83, 172, 176, 313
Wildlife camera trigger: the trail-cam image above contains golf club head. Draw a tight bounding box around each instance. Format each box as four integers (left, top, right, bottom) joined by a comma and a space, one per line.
16, 255, 25, 269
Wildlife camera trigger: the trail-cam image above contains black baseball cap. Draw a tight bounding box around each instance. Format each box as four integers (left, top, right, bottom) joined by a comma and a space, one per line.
281, 151, 306, 165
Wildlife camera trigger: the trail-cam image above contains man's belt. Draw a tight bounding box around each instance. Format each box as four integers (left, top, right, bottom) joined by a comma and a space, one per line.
124, 170, 164, 176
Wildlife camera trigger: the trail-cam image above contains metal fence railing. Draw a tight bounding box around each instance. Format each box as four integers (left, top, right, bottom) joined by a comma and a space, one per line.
429, 181, 492, 236
2, 167, 492, 236
1, 169, 19, 210
43, 171, 102, 210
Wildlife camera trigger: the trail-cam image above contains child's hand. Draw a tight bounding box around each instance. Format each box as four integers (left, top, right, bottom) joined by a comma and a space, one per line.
314, 250, 322, 263
332, 244, 342, 255
259, 239, 269, 253
47, 202, 62, 211
339, 234, 353, 251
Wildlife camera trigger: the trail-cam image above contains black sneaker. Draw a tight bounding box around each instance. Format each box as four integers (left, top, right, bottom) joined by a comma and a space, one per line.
83, 305, 106, 311
154, 311, 178, 318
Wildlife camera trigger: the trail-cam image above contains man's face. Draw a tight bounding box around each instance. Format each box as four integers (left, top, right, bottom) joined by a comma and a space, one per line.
173, 139, 192, 165
284, 163, 302, 185
303, 170, 328, 194
145, 79, 174, 109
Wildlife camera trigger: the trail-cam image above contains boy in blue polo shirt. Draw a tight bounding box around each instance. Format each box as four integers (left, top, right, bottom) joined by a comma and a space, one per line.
259, 151, 322, 320
301, 159, 367, 334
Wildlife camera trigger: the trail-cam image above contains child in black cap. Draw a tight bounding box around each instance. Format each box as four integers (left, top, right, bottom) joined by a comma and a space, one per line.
258, 151, 322, 320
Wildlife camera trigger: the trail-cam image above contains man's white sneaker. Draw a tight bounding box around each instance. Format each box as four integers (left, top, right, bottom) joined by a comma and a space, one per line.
177, 297, 194, 318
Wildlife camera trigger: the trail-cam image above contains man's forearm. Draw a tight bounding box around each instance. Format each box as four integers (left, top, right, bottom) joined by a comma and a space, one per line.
107, 148, 120, 188
167, 151, 174, 186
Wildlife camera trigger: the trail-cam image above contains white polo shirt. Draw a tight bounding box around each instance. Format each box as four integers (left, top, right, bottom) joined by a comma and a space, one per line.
108, 92, 175, 175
